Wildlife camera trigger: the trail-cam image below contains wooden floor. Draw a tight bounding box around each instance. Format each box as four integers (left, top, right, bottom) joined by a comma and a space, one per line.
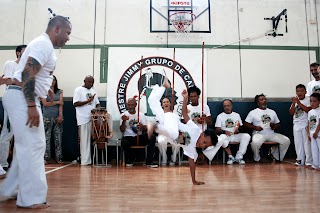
0, 161, 319, 213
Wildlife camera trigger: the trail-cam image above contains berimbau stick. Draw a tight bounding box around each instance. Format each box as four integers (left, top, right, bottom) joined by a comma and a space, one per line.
201, 42, 205, 132
137, 55, 143, 146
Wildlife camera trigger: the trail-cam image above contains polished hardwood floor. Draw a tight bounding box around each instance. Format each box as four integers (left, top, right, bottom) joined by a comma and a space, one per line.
0, 160, 319, 213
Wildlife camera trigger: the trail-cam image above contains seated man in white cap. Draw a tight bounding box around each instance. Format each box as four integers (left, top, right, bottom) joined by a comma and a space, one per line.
148, 77, 227, 185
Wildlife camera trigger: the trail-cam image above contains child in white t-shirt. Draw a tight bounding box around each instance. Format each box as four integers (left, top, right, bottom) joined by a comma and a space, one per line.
289, 84, 312, 166
307, 92, 320, 170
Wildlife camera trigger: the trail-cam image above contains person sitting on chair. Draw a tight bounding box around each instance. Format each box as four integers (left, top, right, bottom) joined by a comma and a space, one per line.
244, 94, 290, 162
215, 99, 251, 165
120, 98, 158, 168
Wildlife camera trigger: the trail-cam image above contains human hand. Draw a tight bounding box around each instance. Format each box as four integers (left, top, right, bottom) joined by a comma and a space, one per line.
57, 115, 63, 124
270, 122, 276, 130
181, 89, 188, 99
225, 130, 233, 136
255, 126, 263, 131
313, 132, 318, 139
121, 114, 129, 121
88, 94, 96, 103
291, 97, 298, 104
48, 89, 54, 103
26, 107, 39, 127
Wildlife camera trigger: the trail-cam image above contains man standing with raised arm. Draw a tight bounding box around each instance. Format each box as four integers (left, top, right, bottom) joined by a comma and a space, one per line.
0, 16, 72, 209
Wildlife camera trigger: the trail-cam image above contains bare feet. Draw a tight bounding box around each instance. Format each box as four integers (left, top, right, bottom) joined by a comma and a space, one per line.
17, 203, 50, 209
163, 77, 171, 89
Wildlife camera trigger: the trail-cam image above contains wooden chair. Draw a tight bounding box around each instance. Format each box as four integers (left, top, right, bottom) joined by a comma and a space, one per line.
260, 141, 281, 162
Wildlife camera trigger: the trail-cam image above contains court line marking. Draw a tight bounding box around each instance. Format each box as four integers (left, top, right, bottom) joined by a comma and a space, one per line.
45, 162, 76, 174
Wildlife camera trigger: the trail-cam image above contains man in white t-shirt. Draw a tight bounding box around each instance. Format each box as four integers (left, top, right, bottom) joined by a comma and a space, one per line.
0, 16, 72, 209
120, 98, 158, 168
184, 86, 212, 164
215, 99, 251, 165
289, 84, 312, 166
0, 45, 26, 173
306, 62, 320, 97
73, 75, 100, 166
244, 94, 290, 162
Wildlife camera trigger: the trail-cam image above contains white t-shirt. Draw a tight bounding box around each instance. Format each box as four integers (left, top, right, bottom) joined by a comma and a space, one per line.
13, 33, 56, 98
215, 112, 243, 133
2, 60, 18, 78
306, 80, 320, 97
120, 111, 147, 137
180, 120, 202, 161
245, 108, 280, 135
292, 97, 310, 125
73, 86, 100, 126
186, 104, 211, 129
308, 108, 320, 134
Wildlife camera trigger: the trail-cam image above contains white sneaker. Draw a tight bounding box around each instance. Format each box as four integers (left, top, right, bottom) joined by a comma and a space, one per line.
227, 156, 235, 165
169, 161, 176, 166
236, 159, 245, 165
126, 163, 133, 167
161, 162, 167, 166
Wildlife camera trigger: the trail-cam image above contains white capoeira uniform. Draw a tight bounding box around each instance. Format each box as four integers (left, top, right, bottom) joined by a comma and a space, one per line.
148, 85, 182, 164
0, 60, 17, 168
292, 97, 312, 165
148, 84, 226, 161
306, 79, 320, 97
215, 112, 251, 160
245, 108, 290, 161
308, 108, 320, 169
0, 33, 55, 207
73, 86, 100, 166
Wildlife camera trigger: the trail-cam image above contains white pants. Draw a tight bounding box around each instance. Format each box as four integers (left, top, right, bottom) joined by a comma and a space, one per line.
293, 123, 312, 165
251, 133, 290, 161
0, 108, 13, 167
310, 137, 320, 169
0, 164, 5, 176
221, 133, 251, 160
79, 122, 92, 165
148, 85, 187, 140
157, 136, 180, 163
0, 88, 47, 207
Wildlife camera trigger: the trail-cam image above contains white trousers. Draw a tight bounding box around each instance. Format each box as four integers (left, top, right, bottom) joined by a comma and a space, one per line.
0, 164, 5, 175
293, 123, 312, 165
0, 108, 13, 167
79, 122, 92, 165
310, 137, 320, 169
0, 88, 47, 207
251, 133, 290, 161
221, 133, 251, 160
157, 136, 180, 163
148, 85, 187, 140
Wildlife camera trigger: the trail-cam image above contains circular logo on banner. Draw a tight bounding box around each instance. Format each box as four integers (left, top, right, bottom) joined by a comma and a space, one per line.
116, 56, 196, 114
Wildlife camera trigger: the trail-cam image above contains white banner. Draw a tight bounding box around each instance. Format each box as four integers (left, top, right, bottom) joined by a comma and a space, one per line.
107, 47, 207, 121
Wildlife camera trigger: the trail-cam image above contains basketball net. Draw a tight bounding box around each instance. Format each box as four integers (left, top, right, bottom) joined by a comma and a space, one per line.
169, 12, 196, 42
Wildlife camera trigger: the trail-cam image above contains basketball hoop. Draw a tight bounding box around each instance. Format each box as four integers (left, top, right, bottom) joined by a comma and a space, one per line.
169, 11, 196, 41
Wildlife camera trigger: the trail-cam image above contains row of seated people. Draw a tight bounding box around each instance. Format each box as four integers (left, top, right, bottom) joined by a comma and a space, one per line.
118, 86, 293, 167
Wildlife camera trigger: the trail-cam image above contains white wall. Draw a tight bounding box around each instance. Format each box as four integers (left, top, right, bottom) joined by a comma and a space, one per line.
0, 0, 318, 98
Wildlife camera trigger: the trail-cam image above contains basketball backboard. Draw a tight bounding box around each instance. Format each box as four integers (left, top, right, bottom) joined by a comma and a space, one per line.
150, 0, 211, 33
